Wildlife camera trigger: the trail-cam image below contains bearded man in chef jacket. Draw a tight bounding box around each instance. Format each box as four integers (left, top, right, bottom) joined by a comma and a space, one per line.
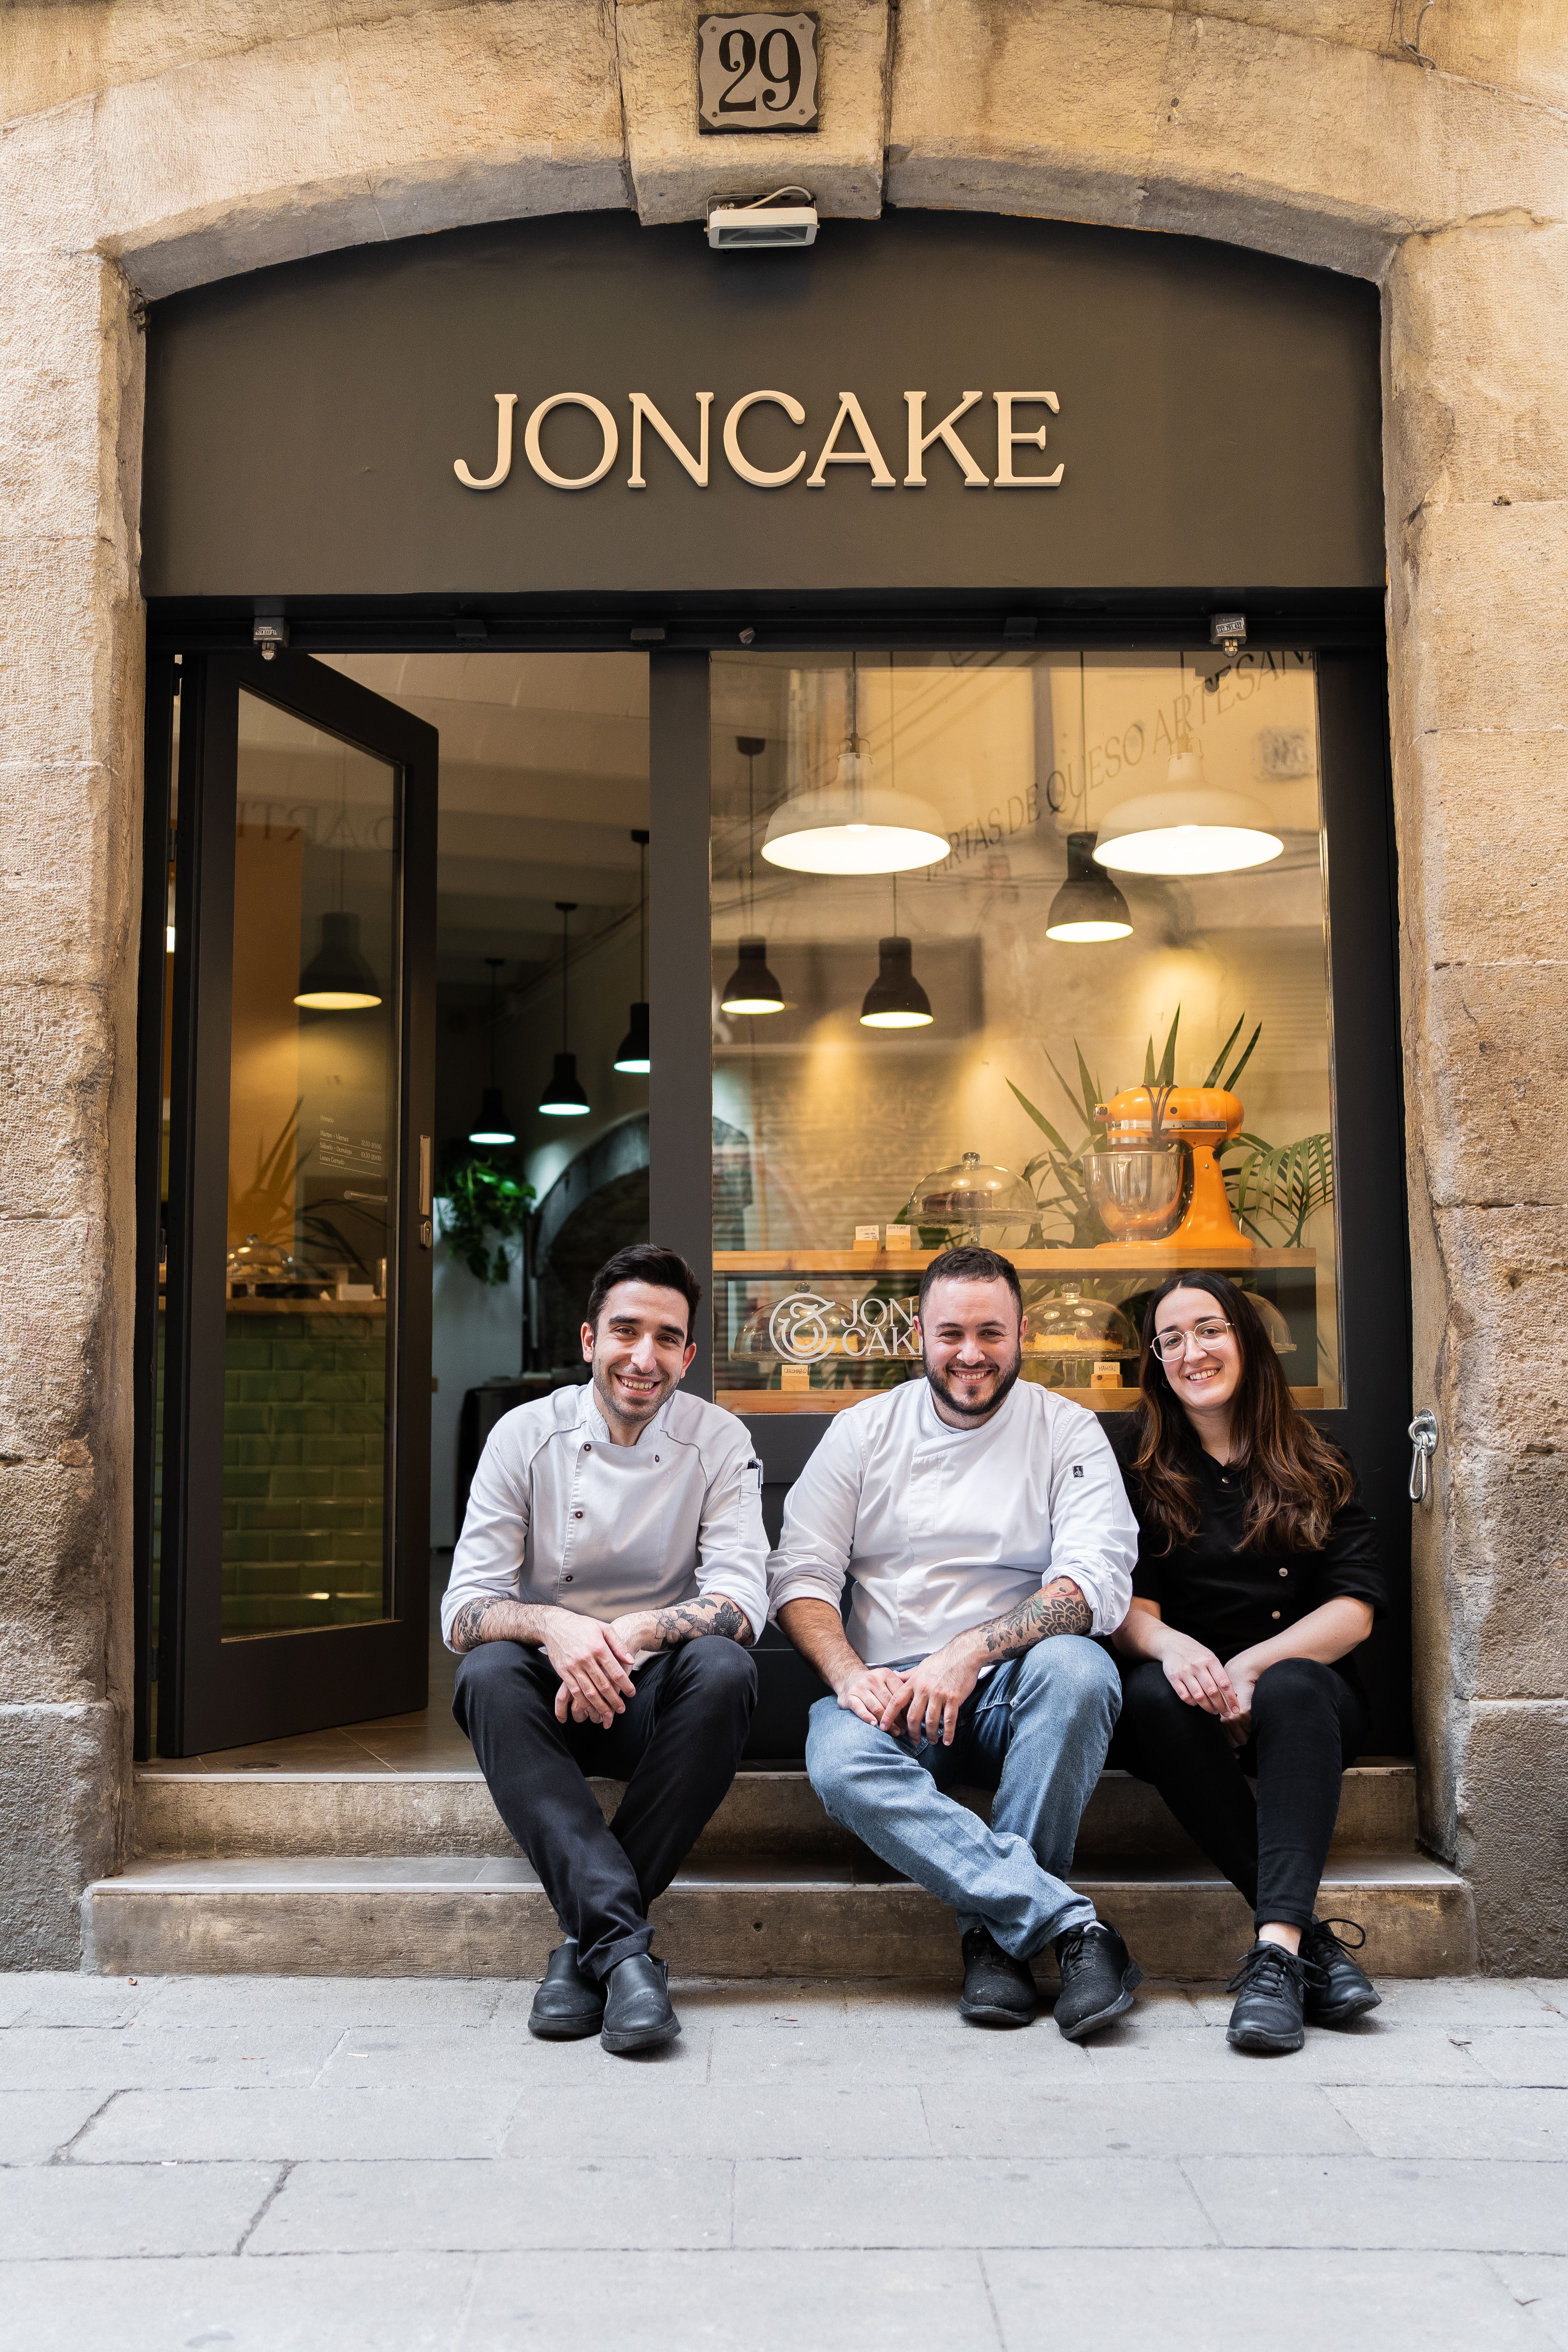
771, 1244, 1144, 2039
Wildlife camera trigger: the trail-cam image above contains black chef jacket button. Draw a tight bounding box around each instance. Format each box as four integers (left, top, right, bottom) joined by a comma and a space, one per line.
583, 1443, 591, 1453
573, 1509, 583, 1519
564, 1575, 573, 1583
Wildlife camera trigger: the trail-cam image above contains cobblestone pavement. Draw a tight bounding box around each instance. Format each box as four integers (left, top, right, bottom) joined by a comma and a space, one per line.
1, 1972, 1565, 2349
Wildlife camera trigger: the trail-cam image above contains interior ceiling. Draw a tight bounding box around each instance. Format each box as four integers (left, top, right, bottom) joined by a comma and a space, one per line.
321, 653, 650, 989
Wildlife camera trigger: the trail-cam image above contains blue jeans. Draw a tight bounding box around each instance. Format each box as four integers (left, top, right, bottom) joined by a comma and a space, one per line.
805, 1635, 1121, 1960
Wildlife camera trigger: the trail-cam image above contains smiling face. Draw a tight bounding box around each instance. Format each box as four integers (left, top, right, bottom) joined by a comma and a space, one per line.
1151, 1285, 1244, 1421
917, 1275, 1025, 1427
582, 1279, 697, 1439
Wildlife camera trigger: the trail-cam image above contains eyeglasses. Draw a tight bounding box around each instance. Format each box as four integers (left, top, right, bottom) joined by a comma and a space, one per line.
1150, 1318, 1234, 1363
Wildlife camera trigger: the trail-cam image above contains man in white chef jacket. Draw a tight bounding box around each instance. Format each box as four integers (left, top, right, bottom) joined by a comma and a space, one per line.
444, 1244, 767, 2056
772, 1244, 1143, 2039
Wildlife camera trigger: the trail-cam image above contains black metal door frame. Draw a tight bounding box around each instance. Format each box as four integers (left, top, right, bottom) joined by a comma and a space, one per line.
150, 650, 437, 1754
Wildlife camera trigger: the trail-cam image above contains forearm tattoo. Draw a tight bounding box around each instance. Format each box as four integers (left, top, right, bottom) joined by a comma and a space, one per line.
977, 1576, 1092, 1661
448, 1597, 501, 1653
646, 1594, 754, 1649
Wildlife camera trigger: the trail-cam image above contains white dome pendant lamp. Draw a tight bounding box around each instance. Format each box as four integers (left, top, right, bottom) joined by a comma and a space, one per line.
1094, 654, 1283, 878
762, 655, 951, 876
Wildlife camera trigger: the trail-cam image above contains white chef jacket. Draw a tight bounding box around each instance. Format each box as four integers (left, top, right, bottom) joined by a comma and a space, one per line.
441, 1382, 770, 1652
767, 1377, 1136, 1666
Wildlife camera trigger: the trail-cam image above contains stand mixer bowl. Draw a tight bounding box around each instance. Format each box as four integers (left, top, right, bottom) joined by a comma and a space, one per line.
1082, 1146, 1188, 1241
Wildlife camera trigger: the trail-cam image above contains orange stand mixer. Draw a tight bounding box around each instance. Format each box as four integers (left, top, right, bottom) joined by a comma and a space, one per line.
1090, 1083, 1252, 1252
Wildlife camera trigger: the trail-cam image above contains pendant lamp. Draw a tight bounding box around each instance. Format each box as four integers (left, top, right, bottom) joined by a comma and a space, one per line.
294, 757, 383, 1009
538, 902, 591, 1117
1045, 832, 1134, 942
614, 828, 651, 1074
1094, 657, 1283, 878
468, 958, 517, 1145
294, 911, 383, 1010
859, 877, 933, 1029
721, 935, 786, 1016
720, 736, 786, 1016
761, 657, 950, 876
859, 938, 933, 1028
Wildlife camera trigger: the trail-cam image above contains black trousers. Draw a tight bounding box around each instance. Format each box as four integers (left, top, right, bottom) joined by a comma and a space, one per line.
453, 1636, 758, 1980
1114, 1655, 1367, 1932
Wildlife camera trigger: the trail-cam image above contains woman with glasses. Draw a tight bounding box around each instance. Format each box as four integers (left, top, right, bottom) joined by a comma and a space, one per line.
1108, 1270, 1385, 2054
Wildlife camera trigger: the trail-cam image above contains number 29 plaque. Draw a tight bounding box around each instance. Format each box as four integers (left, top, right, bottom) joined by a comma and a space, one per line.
697, 13, 821, 133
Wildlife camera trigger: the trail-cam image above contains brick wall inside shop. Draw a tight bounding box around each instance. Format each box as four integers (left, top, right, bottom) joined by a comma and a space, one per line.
221, 1313, 386, 1632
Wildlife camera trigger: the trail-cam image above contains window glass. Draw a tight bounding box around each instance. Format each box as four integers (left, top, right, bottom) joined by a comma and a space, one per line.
710, 650, 1340, 1417
223, 693, 399, 1635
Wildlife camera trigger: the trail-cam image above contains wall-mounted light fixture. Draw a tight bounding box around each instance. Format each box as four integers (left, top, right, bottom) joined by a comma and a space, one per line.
706, 189, 819, 249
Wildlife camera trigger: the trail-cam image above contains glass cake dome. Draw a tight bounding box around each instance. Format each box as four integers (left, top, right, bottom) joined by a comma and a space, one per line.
915, 1151, 1037, 1247
1025, 1284, 1138, 1358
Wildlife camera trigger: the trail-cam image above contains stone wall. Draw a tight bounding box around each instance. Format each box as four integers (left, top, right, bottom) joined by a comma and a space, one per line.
0, 0, 1564, 1964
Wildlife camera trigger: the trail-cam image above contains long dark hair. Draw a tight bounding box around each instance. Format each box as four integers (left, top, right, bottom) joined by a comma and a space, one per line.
1132, 1269, 1354, 1553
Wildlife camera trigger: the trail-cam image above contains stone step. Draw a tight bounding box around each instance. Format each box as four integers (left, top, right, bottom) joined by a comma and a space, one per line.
84, 1851, 1474, 1981
133, 1762, 1419, 1865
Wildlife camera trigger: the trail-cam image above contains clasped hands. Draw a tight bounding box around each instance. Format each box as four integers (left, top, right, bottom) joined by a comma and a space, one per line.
541, 1606, 655, 1728
835, 1640, 982, 1750
1159, 1631, 1258, 1744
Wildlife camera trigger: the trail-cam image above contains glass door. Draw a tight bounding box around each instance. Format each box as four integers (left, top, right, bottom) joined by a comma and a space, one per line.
157, 653, 437, 1752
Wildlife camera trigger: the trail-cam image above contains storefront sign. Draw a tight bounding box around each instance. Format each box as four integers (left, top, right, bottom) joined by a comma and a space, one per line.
143, 212, 1382, 601
452, 388, 1063, 493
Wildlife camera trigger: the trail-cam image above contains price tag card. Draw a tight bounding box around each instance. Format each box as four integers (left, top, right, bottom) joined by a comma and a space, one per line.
698, 13, 820, 133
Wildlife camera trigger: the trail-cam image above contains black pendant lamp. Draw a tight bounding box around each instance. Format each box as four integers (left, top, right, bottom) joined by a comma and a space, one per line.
859, 875, 933, 1029
295, 755, 382, 1010
468, 958, 517, 1146
294, 911, 383, 1010
614, 829, 651, 1074
1046, 830, 1134, 942
720, 735, 785, 1017
538, 902, 591, 1117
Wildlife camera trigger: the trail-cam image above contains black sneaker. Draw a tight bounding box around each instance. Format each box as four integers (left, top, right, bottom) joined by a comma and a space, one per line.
1051, 1920, 1143, 2041
1301, 1916, 1381, 2025
527, 1943, 605, 2042
958, 1926, 1039, 2027
1226, 1940, 1309, 2054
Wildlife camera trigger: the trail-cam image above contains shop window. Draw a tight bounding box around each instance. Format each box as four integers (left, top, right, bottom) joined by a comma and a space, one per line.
709, 650, 1341, 1418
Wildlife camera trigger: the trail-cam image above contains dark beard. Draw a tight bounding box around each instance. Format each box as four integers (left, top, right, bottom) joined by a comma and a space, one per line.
922, 1342, 1023, 1423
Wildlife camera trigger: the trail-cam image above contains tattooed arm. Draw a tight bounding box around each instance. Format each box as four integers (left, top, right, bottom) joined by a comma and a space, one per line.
609, 1591, 755, 1656
882, 1577, 1093, 1749
449, 1596, 637, 1730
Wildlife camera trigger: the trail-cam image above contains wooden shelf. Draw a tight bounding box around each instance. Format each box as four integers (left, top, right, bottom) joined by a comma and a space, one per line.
720, 1384, 1325, 1417
714, 1248, 1316, 1275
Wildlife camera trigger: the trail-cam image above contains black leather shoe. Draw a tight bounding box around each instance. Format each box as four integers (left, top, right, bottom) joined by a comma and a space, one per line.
600, 1953, 681, 2055
1226, 1939, 1309, 2054
958, 1926, 1039, 2027
1051, 1920, 1143, 2041
527, 1943, 605, 2042
1301, 1916, 1381, 2025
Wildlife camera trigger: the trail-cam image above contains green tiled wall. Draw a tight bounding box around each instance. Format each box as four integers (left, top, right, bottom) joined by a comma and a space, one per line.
221, 1312, 387, 1634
